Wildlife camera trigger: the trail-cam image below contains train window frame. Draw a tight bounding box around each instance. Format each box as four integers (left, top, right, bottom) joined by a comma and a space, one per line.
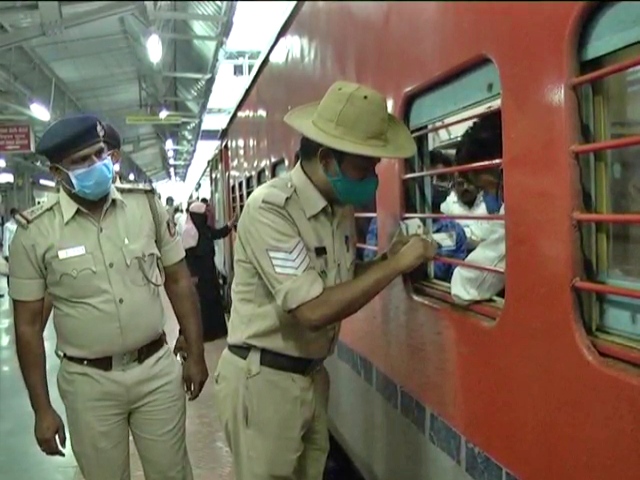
354, 204, 378, 262
403, 61, 505, 319
574, 1, 640, 364
246, 174, 255, 199
257, 168, 268, 185
238, 178, 246, 212
230, 181, 238, 216
211, 155, 226, 226
272, 158, 288, 178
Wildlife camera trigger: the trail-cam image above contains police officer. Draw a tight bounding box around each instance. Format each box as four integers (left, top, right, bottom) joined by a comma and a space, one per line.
10, 114, 208, 480
103, 123, 122, 162
41, 122, 123, 327
212, 81, 438, 480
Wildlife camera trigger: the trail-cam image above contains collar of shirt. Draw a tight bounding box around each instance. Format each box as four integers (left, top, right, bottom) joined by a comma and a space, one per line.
59, 185, 126, 224
290, 161, 328, 219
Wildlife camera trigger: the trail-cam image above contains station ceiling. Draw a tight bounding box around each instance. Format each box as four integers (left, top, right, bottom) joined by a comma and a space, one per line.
0, 1, 237, 182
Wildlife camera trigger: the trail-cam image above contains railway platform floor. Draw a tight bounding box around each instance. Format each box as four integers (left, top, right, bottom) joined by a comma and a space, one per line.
0, 281, 234, 480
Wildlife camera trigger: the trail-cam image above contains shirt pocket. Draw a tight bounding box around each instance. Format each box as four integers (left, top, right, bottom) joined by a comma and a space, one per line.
49, 254, 98, 300
122, 243, 164, 287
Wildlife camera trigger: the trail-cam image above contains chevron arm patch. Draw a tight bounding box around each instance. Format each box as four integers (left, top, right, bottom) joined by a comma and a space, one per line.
267, 240, 310, 276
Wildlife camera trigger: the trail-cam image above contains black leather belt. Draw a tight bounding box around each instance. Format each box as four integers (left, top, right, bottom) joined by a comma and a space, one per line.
64, 334, 166, 372
228, 344, 324, 376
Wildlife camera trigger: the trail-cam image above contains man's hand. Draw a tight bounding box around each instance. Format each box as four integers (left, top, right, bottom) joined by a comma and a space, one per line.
182, 354, 209, 401
387, 230, 411, 258
228, 213, 239, 229
396, 235, 438, 273
173, 335, 187, 359
34, 406, 66, 456
387, 230, 430, 259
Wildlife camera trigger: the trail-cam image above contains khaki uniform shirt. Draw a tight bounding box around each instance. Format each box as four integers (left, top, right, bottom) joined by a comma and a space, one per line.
227, 162, 357, 359
9, 185, 185, 358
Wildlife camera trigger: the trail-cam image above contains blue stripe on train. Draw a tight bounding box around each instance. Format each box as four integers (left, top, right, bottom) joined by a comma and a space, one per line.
335, 341, 518, 480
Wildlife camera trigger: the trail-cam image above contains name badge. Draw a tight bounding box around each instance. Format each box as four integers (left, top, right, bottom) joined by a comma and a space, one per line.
57, 246, 86, 260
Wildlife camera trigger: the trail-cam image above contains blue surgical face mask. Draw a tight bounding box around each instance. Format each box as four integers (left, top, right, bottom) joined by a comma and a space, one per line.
66, 157, 114, 201
324, 160, 378, 207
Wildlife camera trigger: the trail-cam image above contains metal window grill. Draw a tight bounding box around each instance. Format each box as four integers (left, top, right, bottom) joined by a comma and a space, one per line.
571, 56, 640, 366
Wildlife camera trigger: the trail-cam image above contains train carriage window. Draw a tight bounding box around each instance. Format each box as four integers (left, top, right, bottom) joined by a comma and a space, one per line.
404, 61, 505, 318
575, 1, 640, 358
355, 201, 378, 262
246, 175, 255, 199
230, 182, 238, 216
238, 178, 246, 212
257, 168, 268, 185
273, 158, 288, 177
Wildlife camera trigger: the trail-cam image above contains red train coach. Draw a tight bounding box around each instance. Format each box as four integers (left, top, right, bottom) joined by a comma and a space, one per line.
206, 2, 640, 479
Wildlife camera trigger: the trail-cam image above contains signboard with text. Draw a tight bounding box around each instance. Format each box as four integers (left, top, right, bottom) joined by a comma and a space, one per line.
0, 124, 34, 153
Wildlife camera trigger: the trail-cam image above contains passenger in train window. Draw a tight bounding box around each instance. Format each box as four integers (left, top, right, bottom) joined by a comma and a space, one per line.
430, 149, 453, 188
212, 81, 437, 480
9, 115, 205, 478
363, 213, 378, 261
429, 151, 468, 282
441, 173, 492, 250
450, 111, 505, 304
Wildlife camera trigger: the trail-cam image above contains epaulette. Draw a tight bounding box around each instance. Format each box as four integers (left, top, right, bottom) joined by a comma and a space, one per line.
115, 183, 155, 194
260, 177, 295, 208
15, 198, 59, 229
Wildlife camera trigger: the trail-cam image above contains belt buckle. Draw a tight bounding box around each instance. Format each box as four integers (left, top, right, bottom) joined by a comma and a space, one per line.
112, 350, 139, 370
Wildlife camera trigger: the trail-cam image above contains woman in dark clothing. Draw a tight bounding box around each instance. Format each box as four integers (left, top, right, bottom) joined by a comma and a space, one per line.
181, 201, 235, 342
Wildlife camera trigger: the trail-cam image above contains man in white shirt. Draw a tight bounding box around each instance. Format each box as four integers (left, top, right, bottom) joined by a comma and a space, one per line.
3, 207, 18, 260
2, 208, 18, 297
441, 176, 491, 249
450, 111, 505, 304
174, 204, 187, 236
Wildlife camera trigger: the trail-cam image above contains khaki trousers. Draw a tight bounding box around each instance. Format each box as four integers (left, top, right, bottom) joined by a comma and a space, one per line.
57, 345, 193, 480
212, 348, 330, 480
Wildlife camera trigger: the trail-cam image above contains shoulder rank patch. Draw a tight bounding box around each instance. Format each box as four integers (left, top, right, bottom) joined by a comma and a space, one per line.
266, 239, 310, 276
260, 178, 295, 208
15, 198, 59, 229
115, 183, 155, 194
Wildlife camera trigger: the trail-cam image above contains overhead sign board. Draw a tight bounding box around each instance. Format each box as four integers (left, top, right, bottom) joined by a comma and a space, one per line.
0, 124, 34, 153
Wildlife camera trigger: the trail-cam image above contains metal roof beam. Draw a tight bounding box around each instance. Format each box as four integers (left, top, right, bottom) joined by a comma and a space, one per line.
159, 96, 200, 103
161, 32, 220, 42
149, 11, 224, 23
161, 71, 212, 80
0, 1, 142, 51
37, 1, 62, 27
222, 50, 262, 61
0, 20, 84, 112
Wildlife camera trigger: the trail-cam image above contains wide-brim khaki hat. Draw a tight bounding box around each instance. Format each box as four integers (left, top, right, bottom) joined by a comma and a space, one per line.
284, 81, 417, 159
